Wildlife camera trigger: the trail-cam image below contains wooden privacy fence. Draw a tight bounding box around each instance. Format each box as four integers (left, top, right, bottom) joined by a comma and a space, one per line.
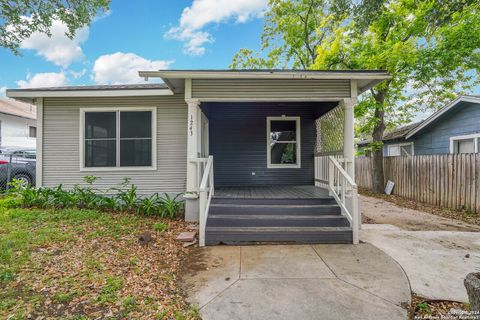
355, 154, 480, 214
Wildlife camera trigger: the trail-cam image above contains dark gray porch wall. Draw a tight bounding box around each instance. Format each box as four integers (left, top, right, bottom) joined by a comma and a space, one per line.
202, 102, 337, 187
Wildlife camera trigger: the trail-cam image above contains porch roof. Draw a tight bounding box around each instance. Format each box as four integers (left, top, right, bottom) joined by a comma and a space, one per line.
138, 69, 391, 95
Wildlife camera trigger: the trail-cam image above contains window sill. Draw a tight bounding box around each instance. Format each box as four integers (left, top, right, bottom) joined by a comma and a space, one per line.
79, 166, 157, 172
267, 164, 301, 169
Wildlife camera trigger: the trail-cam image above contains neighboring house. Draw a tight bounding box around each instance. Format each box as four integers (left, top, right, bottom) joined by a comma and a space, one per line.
7, 70, 390, 245
0, 98, 36, 148
357, 95, 480, 156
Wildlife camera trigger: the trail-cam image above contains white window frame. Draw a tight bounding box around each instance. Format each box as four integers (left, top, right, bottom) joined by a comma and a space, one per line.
387, 142, 414, 157
266, 116, 301, 169
449, 133, 480, 154
79, 107, 157, 171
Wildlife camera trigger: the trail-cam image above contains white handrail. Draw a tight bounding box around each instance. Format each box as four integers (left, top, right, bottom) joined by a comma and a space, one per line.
198, 156, 214, 246
328, 156, 359, 244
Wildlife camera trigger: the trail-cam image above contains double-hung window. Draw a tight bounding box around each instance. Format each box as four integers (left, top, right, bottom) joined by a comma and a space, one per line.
450, 133, 480, 154
81, 108, 156, 170
267, 116, 301, 168
386, 142, 414, 157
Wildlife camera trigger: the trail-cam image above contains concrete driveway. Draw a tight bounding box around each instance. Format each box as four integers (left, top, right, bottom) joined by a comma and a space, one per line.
361, 224, 480, 302
182, 243, 411, 320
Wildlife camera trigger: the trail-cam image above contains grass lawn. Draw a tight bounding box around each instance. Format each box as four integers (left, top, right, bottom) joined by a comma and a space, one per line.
0, 204, 199, 319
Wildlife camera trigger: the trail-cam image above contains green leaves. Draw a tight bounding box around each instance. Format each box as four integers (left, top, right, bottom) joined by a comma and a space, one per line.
7, 176, 185, 219
230, 0, 342, 69
1, 0, 110, 54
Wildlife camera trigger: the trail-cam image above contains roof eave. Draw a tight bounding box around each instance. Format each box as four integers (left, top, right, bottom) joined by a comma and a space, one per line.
405, 95, 480, 139
138, 70, 391, 80
6, 87, 174, 104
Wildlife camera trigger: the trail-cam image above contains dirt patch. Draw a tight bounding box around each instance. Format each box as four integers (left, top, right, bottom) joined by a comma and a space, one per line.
360, 188, 480, 227
409, 294, 470, 320
360, 190, 480, 232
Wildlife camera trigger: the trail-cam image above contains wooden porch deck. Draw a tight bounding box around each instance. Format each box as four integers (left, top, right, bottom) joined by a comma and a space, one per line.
213, 185, 330, 199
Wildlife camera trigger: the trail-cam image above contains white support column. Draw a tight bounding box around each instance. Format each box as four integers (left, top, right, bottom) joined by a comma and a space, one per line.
184, 98, 202, 222
186, 98, 201, 192
342, 98, 356, 179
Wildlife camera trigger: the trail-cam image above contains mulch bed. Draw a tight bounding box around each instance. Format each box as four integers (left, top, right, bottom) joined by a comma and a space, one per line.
409, 294, 472, 320
359, 187, 480, 226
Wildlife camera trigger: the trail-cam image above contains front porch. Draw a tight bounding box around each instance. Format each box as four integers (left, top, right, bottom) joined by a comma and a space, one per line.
137, 70, 390, 246
214, 185, 330, 199
189, 99, 360, 246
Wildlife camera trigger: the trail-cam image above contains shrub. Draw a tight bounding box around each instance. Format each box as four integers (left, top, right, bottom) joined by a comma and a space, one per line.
6, 177, 185, 220
136, 193, 161, 216
160, 193, 184, 219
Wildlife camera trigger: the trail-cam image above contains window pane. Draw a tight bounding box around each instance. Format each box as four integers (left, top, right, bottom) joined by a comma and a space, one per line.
85, 140, 116, 167
120, 111, 152, 138
85, 112, 116, 139
120, 139, 152, 166
271, 142, 297, 164
457, 139, 474, 153
400, 144, 413, 156
388, 145, 400, 156
29, 126, 37, 138
270, 120, 296, 142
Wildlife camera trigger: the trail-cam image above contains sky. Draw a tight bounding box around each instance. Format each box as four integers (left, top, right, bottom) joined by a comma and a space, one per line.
0, 0, 268, 94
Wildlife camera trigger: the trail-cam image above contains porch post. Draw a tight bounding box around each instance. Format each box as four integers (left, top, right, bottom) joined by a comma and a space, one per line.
342, 98, 357, 178
184, 98, 201, 221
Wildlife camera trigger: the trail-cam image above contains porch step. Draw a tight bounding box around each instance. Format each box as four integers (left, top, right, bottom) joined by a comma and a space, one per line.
209, 203, 341, 215
211, 197, 337, 206
207, 214, 350, 227
205, 197, 351, 245
205, 226, 353, 245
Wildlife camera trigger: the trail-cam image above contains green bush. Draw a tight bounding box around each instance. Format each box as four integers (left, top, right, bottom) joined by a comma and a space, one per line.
6, 177, 184, 219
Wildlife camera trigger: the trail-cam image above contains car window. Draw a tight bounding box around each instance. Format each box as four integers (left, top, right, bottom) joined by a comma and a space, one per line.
23, 151, 36, 159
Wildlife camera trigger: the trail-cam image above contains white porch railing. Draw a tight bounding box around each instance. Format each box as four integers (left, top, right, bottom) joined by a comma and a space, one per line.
315, 154, 359, 244
198, 155, 214, 246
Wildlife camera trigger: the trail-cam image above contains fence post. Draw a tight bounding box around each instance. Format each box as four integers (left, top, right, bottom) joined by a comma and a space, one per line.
6, 154, 12, 190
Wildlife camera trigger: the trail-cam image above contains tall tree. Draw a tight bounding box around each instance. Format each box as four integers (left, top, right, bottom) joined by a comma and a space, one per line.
1, 0, 110, 54
230, 0, 347, 69
313, 0, 480, 192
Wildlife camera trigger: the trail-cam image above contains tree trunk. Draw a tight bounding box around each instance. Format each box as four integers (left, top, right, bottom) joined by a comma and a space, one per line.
371, 91, 387, 193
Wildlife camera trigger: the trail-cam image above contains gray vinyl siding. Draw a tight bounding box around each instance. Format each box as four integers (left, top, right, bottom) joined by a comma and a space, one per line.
381, 101, 480, 155
204, 102, 337, 187
191, 79, 351, 100
42, 95, 187, 195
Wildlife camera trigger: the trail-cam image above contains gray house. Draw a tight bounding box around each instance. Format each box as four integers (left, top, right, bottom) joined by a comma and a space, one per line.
358, 95, 480, 156
7, 70, 390, 246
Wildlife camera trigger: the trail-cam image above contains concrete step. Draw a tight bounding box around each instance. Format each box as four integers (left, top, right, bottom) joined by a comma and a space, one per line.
211, 197, 337, 206
209, 203, 341, 215
205, 226, 353, 245
207, 214, 350, 227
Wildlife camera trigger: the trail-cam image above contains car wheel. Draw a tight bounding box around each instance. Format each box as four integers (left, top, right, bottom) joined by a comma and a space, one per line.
13, 173, 32, 188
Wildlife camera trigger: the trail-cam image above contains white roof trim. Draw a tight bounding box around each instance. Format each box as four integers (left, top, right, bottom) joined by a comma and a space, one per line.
405, 96, 480, 139
138, 70, 391, 81
7, 88, 173, 99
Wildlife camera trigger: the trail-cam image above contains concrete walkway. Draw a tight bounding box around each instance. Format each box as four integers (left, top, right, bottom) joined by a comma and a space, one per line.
361, 224, 480, 302
182, 243, 411, 320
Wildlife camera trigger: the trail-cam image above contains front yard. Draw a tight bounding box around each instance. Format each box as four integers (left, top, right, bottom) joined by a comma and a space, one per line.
0, 204, 199, 319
